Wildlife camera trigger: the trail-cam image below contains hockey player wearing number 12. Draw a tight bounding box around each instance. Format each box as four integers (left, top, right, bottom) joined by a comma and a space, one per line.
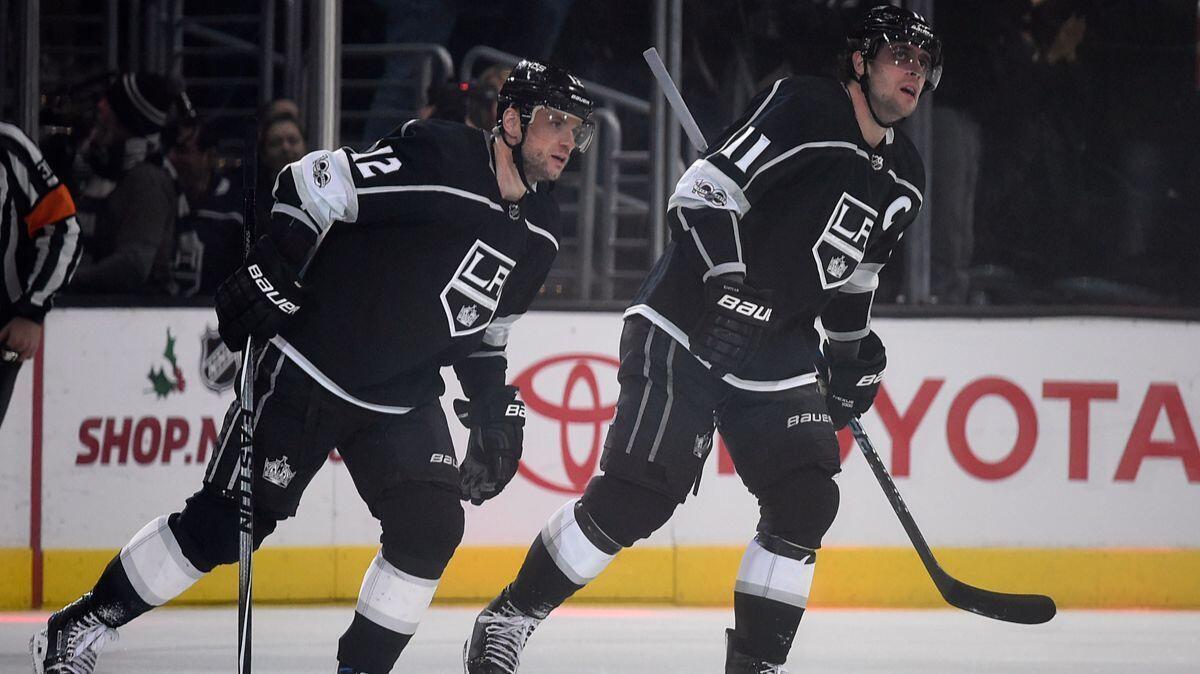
464, 7, 942, 674
30, 60, 595, 674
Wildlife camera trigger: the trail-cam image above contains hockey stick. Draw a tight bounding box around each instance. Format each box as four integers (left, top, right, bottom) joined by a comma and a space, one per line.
848, 419, 1056, 624
237, 117, 257, 674
642, 52, 1057, 625
643, 48, 709, 153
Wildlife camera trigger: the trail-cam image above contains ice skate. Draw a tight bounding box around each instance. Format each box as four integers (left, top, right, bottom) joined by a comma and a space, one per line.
725, 628, 788, 674
30, 594, 119, 674
463, 589, 543, 673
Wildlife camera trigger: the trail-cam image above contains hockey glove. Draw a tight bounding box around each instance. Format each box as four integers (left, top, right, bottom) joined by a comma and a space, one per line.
214, 236, 304, 350
819, 331, 887, 430
454, 385, 526, 505
689, 276, 774, 376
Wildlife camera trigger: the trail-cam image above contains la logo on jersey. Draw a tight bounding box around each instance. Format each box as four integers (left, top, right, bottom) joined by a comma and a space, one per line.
441, 240, 516, 337
812, 192, 876, 289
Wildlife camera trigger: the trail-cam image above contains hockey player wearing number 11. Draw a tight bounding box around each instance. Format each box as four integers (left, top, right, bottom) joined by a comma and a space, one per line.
464, 6, 942, 674
30, 60, 594, 674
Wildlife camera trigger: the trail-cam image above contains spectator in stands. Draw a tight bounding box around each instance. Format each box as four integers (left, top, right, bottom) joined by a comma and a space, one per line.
259, 97, 302, 126
362, 0, 576, 142
0, 122, 82, 428
167, 119, 244, 297
470, 64, 509, 129
419, 79, 499, 130
68, 72, 182, 295
256, 112, 306, 228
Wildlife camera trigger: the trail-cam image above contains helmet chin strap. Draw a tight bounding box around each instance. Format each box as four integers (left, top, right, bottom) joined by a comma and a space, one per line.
500, 123, 536, 193
856, 60, 897, 130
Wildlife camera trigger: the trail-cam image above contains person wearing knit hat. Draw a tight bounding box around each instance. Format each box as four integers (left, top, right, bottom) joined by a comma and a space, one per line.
105, 72, 174, 136
67, 71, 183, 295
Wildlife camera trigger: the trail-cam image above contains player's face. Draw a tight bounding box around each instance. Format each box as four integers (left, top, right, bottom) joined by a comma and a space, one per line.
866, 42, 930, 121
520, 107, 587, 182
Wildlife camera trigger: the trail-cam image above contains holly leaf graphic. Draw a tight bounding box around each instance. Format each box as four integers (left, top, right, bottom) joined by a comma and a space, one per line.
163, 329, 179, 369
148, 366, 174, 399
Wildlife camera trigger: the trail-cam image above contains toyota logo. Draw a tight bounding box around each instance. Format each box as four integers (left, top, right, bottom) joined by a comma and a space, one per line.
511, 353, 620, 495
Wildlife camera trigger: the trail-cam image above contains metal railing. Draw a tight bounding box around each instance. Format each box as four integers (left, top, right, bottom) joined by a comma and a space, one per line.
338, 42, 453, 145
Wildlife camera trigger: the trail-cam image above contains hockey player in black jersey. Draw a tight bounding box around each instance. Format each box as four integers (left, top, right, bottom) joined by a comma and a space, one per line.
31, 60, 594, 674
465, 7, 942, 673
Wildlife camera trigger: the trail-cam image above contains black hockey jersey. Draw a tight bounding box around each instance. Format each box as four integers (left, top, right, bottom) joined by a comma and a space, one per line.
267, 120, 561, 411
628, 76, 926, 391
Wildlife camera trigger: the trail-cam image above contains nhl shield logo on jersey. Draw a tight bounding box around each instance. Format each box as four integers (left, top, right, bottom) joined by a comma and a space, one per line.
812, 192, 876, 289
263, 456, 297, 489
440, 240, 517, 337
199, 326, 239, 393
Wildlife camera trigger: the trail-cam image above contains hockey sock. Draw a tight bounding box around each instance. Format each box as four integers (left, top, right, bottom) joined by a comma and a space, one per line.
508, 499, 621, 618
336, 612, 413, 674
86, 555, 154, 628
337, 551, 437, 672
94, 515, 204, 624
731, 534, 817, 664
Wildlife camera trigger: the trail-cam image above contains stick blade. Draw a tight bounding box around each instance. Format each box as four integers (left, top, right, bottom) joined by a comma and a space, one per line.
942, 578, 1057, 625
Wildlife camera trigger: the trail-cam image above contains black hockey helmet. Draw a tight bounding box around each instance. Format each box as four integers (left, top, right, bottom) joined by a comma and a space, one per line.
849, 5, 943, 92
498, 59, 595, 152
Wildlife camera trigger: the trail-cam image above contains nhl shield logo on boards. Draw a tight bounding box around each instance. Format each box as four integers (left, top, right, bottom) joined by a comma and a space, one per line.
263, 456, 297, 489
440, 240, 516, 337
199, 327, 238, 393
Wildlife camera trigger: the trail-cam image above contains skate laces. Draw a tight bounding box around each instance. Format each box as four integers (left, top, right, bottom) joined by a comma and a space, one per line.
477, 601, 541, 673
50, 613, 118, 674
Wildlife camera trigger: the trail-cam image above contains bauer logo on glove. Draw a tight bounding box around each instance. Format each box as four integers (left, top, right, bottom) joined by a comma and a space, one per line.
715, 292, 772, 323
248, 264, 301, 315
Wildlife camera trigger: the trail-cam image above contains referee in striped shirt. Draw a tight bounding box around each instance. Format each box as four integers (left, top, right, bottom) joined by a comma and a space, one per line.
0, 122, 81, 428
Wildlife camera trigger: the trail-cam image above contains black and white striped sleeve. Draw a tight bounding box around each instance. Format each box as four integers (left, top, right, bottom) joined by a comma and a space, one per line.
820, 262, 882, 341
267, 148, 359, 268
666, 79, 813, 281
0, 123, 81, 321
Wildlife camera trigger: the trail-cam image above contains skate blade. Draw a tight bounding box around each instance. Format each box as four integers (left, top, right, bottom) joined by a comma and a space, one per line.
29, 630, 48, 674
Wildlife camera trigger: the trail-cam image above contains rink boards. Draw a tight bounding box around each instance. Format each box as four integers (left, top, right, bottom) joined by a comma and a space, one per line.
1, 308, 1197, 610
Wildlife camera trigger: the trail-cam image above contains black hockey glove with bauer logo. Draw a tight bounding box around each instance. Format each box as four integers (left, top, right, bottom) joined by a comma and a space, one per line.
454, 385, 526, 505
819, 331, 887, 430
689, 276, 774, 376
214, 236, 304, 351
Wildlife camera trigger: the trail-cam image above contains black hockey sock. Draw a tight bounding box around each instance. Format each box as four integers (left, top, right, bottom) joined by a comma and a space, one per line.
336, 612, 413, 674
732, 592, 804, 664
506, 536, 584, 619
88, 554, 155, 628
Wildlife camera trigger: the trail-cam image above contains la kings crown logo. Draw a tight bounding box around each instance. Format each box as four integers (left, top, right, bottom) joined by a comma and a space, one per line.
812, 193, 876, 289
441, 240, 516, 337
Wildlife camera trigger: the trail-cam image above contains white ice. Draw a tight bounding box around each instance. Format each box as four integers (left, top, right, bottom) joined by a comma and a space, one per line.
3, 605, 1198, 673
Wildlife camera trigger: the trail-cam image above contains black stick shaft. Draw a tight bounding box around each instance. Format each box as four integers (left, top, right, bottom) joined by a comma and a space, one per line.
237, 116, 257, 674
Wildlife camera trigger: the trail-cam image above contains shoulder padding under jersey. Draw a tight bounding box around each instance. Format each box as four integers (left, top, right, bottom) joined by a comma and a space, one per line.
273, 149, 358, 235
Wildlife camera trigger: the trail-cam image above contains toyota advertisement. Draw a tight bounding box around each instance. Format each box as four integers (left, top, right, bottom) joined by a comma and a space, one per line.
2, 310, 1198, 559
